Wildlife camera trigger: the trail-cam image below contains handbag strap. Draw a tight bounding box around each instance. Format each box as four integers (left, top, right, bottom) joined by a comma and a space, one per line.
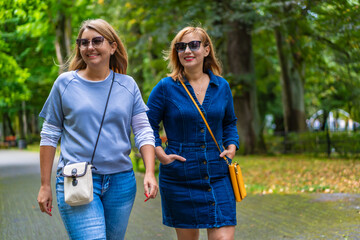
90, 72, 115, 167
179, 79, 230, 166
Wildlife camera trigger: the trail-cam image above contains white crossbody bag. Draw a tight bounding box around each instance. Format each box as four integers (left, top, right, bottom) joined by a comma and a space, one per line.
62, 73, 114, 206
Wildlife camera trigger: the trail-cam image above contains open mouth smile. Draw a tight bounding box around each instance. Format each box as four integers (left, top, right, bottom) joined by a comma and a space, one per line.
184, 56, 195, 61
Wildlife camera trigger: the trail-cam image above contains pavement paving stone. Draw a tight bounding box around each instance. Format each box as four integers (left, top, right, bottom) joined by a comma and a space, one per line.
0, 150, 359, 239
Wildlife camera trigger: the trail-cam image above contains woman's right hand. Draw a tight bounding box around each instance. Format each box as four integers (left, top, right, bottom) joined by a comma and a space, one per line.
158, 153, 186, 165
38, 146, 56, 216
37, 185, 53, 216
155, 146, 186, 165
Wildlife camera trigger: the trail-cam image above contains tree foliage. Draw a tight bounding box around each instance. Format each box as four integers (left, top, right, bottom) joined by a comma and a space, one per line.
0, 51, 30, 107
1, 0, 359, 152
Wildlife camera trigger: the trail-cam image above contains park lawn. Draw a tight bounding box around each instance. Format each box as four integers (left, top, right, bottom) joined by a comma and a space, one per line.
236, 155, 360, 194
133, 154, 359, 195
25, 143, 40, 152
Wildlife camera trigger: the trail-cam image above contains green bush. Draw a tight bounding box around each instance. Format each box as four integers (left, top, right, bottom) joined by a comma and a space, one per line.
264, 131, 359, 158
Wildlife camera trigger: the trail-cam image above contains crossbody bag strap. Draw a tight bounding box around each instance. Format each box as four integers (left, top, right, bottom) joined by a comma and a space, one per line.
90, 72, 115, 168
179, 80, 230, 165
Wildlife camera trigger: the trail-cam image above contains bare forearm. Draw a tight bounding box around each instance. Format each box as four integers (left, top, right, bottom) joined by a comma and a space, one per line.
227, 144, 236, 159
227, 144, 236, 153
39, 146, 56, 187
154, 146, 166, 159
140, 144, 158, 200
220, 144, 237, 159
140, 144, 156, 174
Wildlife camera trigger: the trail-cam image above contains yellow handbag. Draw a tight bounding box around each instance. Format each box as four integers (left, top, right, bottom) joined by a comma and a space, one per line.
180, 80, 247, 202
228, 163, 247, 202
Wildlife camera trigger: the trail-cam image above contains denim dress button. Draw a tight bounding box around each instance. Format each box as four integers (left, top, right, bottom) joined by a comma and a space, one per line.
203, 161, 207, 165
200, 128, 205, 133
204, 175, 209, 180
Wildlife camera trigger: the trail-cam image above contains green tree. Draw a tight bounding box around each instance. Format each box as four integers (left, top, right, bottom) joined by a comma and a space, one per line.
214, 0, 262, 154
101, 0, 264, 153
0, 0, 102, 140
304, 1, 360, 123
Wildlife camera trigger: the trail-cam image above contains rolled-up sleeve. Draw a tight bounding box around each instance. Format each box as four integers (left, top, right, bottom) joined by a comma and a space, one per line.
40, 120, 63, 147
132, 112, 155, 150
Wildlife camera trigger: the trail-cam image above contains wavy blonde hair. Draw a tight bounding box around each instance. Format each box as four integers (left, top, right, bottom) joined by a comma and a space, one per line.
68, 19, 127, 74
165, 26, 222, 81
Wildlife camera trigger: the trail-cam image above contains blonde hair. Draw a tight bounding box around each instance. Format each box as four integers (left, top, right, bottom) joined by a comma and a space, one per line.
165, 26, 222, 81
68, 19, 127, 74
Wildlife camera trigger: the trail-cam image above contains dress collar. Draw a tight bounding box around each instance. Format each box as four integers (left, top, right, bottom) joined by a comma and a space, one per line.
176, 70, 219, 87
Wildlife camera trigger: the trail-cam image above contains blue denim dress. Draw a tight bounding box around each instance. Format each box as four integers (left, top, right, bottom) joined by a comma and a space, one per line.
147, 70, 239, 228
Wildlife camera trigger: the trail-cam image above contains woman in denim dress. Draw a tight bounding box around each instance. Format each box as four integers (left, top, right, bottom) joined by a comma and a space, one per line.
147, 26, 239, 240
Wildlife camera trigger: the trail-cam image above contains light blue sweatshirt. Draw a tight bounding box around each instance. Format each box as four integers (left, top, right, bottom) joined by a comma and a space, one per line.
40, 70, 151, 174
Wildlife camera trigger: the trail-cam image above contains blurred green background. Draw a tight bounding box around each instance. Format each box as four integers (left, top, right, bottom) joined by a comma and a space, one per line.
1, 0, 360, 157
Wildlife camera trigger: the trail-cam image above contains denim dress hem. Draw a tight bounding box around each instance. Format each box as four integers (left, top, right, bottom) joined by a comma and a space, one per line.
163, 221, 237, 229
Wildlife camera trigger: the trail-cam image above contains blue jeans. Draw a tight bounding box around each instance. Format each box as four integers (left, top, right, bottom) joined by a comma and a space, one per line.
56, 170, 136, 240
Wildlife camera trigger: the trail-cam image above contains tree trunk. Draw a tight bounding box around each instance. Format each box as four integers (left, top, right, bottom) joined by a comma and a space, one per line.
55, 9, 72, 73
226, 21, 261, 154
274, 27, 307, 133
4, 112, 15, 136
31, 111, 37, 135
1, 114, 4, 141
321, 110, 329, 131
21, 101, 27, 139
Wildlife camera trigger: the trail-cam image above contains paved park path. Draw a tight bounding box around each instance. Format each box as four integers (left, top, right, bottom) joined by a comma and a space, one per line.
0, 150, 359, 240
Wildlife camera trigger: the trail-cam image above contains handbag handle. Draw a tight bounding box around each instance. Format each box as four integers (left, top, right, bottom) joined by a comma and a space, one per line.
179, 80, 230, 166
90, 72, 115, 168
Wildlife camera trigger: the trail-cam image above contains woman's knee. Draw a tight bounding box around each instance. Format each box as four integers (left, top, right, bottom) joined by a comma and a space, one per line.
175, 228, 200, 240
207, 226, 235, 240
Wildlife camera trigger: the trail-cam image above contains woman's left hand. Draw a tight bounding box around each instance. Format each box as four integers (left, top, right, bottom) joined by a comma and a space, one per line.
219, 144, 237, 160
143, 172, 158, 202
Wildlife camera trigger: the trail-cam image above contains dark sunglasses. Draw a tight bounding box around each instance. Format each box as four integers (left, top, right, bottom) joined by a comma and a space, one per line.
175, 41, 202, 53
76, 36, 109, 49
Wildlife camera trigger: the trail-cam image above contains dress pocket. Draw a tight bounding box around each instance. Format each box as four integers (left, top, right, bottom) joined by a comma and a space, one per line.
161, 147, 184, 168
161, 159, 179, 167
160, 149, 186, 180
207, 152, 229, 178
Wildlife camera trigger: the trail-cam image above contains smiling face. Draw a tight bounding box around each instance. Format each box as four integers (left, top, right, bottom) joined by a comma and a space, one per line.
177, 32, 210, 73
79, 28, 117, 70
